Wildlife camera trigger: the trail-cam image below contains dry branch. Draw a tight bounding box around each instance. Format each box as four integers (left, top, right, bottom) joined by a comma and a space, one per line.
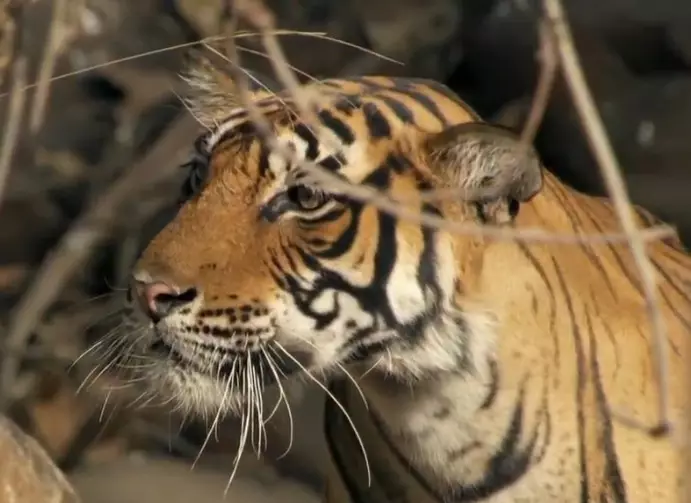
222, 0, 676, 247
0, 56, 26, 208
543, 0, 671, 437
226, 0, 675, 439
28, 0, 79, 133
0, 115, 201, 411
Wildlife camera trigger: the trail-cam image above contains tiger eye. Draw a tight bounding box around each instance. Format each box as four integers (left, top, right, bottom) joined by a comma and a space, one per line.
290, 185, 327, 211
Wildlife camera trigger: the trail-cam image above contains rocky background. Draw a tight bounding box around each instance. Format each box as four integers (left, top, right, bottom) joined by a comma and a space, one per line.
0, 0, 689, 501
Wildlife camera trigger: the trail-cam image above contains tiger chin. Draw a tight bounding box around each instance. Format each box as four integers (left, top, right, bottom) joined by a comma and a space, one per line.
111, 56, 691, 503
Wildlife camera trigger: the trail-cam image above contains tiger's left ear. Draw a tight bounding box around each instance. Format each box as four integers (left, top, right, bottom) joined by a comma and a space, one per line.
424, 122, 544, 224
179, 50, 242, 127
179, 50, 280, 128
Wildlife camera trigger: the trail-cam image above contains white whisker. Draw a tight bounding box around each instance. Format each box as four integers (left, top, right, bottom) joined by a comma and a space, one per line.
192, 373, 231, 470
262, 347, 294, 460
273, 342, 371, 486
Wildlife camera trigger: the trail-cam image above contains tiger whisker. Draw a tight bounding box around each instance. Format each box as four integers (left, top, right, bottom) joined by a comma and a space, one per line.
260, 348, 285, 424
99, 389, 113, 423
359, 355, 385, 379
133, 391, 160, 410
273, 342, 371, 486
70, 320, 127, 372
125, 388, 153, 409
76, 347, 119, 395
224, 360, 252, 495
247, 353, 259, 454
253, 358, 267, 455
290, 334, 369, 411
192, 373, 232, 470
262, 347, 295, 460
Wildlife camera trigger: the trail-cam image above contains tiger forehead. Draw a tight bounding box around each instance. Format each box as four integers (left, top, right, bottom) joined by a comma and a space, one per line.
193, 77, 482, 203
204, 76, 474, 155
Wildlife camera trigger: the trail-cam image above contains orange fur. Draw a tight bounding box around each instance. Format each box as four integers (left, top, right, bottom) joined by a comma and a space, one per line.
122, 69, 691, 502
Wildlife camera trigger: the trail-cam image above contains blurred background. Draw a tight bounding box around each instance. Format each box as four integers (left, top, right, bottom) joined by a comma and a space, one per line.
0, 0, 689, 501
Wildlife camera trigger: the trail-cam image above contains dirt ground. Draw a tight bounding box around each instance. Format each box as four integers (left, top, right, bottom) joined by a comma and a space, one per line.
0, 0, 689, 501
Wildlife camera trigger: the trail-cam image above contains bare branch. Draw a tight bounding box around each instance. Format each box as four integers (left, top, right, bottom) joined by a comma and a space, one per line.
28, 0, 79, 133
543, 0, 671, 437
0, 56, 26, 208
0, 115, 200, 411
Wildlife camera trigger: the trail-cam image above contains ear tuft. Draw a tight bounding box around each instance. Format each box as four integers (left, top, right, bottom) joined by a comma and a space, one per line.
179, 50, 242, 127
426, 122, 544, 207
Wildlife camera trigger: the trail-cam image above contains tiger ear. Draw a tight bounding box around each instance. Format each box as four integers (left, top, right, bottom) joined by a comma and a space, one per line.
179, 50, 242, 128
180, 50, 282, 128
424, 122, 544, 224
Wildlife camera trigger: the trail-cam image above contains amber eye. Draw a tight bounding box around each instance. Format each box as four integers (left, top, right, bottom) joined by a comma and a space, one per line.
287, 184, 328, 211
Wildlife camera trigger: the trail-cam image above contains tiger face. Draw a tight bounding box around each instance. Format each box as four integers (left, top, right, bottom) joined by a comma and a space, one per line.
118, 68, 543, 417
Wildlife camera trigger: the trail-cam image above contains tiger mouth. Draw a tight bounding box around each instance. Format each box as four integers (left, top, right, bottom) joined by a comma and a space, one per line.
143, 329, 303, 389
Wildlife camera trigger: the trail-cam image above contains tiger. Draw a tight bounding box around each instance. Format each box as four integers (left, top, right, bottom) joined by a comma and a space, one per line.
113, 56, 691, 503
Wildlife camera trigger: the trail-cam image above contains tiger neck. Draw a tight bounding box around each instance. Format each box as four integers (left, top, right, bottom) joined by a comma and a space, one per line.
325, 310, 507, 501
325, 187, 574, 499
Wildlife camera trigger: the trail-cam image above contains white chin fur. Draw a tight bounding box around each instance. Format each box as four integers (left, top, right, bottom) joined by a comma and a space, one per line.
147, 364, 245, 418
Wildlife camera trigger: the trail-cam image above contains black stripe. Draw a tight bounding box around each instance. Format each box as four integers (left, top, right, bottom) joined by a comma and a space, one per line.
551, 260, 590, 503
518, 244, 559, 366
358, 76, 388, 89
334, 95, 363, 115
447, 379, 543, 501
318, 109, 355, 145
313, 205, 361, 259
319, 154, 344, 172
384, 81, 450, 126
657, 290, 688, 353
570, 199, 644, 297
341, 335, 391, 364
377, 95, 415, 124
551, 190, 619, 299
479, 358, 500, 410
650, 257, 691, 310
584, 310, 628, 502
362, 102, 391, 139
292, 122, 320, 160
257, 144, 270, 177
403, 78, 482, 121
323, 390, 368, 503
355, 383, 445, 500
214, 119, 258, 148
267, 254, 288, 291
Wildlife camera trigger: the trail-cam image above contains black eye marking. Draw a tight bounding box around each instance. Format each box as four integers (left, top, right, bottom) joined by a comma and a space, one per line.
180, 134, 211, 202
259, 184, 332, 222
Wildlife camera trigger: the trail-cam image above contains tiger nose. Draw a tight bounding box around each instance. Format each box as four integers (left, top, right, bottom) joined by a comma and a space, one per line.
131, 278, 198, 323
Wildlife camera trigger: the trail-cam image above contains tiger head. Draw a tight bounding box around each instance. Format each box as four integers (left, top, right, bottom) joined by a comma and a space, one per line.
118, 61, 544, 416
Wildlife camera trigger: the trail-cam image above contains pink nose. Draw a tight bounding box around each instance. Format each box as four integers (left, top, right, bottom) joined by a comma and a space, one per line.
133, 280, 197, 322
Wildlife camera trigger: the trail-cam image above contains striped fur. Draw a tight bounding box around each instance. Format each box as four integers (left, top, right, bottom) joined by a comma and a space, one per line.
117, 68, 691, 502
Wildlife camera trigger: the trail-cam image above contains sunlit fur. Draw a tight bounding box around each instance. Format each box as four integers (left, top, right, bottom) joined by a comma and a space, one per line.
114, 63, 691, 502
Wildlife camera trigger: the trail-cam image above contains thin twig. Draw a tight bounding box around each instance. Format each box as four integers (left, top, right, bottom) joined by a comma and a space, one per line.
543, 0, 670, 437
0, 56, 27, 207
0, 31, 399, 101
28, 0, 72, 133
223, 0, 676, 247
414, 21, 559, 207
519, 18, 559, 147
0, 0, 16, 90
